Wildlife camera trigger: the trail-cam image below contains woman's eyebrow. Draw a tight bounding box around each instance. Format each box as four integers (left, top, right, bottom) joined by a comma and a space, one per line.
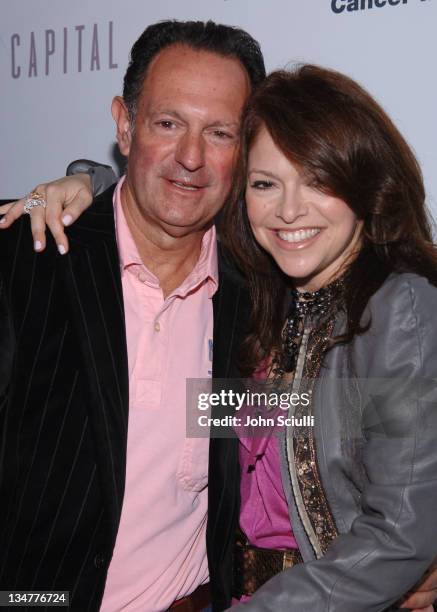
248, 169, 278, 178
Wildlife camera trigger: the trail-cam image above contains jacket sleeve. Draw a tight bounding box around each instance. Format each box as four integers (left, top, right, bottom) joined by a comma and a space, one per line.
66, 159, 117, 196
231, 274, 437, 612
0, 273, 14, 416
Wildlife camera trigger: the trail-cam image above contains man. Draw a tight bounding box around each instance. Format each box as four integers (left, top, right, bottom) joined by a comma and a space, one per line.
1, 18, 436, 612
0, 20, 264, 611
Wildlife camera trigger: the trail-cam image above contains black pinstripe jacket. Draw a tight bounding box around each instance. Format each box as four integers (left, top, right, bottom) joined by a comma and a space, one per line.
0, 186, 250, 611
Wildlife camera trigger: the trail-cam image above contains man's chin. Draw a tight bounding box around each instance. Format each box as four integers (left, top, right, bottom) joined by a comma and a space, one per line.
160, 216, 215, 238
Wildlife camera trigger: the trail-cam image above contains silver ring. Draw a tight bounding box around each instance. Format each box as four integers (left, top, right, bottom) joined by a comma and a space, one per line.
24, 191, 47, 215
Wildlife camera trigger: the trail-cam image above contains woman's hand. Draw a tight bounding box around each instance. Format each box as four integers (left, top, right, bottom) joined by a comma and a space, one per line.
0, 173, 93, 254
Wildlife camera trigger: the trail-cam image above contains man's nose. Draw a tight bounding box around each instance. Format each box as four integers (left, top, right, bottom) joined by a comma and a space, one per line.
175, 131, 205, 172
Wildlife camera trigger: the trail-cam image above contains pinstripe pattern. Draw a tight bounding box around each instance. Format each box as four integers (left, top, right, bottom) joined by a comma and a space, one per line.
0, 187, 128, 611
209, 246, 252, 611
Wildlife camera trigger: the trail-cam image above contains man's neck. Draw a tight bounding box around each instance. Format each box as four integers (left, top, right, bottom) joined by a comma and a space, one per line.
121, 187, 206, 299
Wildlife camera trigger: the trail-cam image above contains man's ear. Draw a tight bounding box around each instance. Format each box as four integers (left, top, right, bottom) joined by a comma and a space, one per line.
111, 96, 132, 156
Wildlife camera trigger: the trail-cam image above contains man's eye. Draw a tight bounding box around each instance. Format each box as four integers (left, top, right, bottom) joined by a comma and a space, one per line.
250, 180, 274, 190
156, 120, 175, 129
212, 130, 232, 139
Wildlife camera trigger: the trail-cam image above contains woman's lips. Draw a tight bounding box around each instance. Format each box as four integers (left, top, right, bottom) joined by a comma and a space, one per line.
273, 227, 322, 249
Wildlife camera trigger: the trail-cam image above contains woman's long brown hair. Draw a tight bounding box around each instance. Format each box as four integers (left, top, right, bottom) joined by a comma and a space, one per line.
222, 65, 437, 375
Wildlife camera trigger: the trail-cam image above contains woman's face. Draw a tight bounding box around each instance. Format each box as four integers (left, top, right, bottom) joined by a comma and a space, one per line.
246, 126, 363, 292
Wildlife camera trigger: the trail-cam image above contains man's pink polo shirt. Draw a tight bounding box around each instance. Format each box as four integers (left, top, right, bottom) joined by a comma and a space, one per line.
100, 177, 217, 611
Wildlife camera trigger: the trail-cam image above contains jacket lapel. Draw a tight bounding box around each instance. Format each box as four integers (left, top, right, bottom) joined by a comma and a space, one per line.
60, 186, 129, 539
209, 247, 252, 606
212, 245, 251, 379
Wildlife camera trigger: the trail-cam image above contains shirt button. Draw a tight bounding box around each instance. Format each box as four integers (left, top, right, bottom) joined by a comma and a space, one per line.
138, 273, 147, 283
154, 321, 160, 332
93, 553, 106, 569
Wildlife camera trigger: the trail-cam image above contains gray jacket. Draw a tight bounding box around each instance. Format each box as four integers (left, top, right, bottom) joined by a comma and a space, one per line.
233, 273, 437, 611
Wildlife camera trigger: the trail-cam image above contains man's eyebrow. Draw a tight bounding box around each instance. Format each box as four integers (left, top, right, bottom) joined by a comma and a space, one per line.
207, 120, 240, 129
151, 109, 185, 121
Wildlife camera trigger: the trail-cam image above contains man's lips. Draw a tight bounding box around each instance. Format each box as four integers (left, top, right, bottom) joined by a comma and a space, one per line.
165, 178, 208, 191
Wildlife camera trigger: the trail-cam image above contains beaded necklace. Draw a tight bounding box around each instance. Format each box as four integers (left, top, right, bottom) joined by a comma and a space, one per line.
273, 276, 346, 377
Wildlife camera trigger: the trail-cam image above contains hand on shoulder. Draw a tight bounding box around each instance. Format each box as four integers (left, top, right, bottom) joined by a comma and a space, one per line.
0, 173, 93, 255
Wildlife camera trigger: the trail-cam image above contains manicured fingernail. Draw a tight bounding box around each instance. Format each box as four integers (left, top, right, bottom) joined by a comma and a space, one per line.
0, 218, 6, 224
58, 244, 66, 255
62, 214, 72, 226
34, 240, 42, 251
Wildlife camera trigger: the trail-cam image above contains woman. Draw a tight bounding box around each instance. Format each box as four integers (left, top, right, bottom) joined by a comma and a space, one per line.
2, 65, 437, 612
216, 65, 437, 611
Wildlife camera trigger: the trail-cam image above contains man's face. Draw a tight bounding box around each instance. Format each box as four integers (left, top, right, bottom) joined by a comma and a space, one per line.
113, 44, 251, 239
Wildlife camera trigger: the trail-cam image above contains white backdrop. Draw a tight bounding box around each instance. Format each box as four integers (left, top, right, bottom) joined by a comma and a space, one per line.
1, 0, 435, 219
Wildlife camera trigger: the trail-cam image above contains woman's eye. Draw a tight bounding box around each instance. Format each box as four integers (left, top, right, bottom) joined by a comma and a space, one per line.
250, 180, 275, 190
301, 173, 320, 190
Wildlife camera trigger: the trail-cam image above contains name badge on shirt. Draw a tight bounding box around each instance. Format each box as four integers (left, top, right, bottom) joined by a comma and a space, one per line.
208, 338, 213, 377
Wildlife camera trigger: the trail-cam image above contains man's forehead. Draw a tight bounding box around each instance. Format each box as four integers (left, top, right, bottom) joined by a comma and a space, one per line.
141, 44, 251, 107
148, 43, 247, 74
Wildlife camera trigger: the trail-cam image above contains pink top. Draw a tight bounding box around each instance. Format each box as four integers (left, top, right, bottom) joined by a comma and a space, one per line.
100, 177, 218, 611
238, 366, 297, 550
234, 370, 298, 605
239, 435, 298, 550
